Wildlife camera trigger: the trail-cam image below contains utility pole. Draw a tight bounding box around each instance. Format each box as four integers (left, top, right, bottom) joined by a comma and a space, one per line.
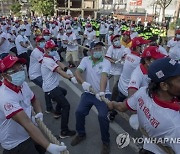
174, 0, 180, 25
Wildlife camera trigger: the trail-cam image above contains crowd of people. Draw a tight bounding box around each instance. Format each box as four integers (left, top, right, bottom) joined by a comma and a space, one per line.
0, 15, 180, 154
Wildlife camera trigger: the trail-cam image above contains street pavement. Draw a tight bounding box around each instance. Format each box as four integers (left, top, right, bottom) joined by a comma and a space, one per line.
0, 77, 140, 154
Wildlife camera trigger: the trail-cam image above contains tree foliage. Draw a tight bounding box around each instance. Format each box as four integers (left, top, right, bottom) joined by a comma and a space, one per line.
10, 1, 22, 16
30, 0, 54, 16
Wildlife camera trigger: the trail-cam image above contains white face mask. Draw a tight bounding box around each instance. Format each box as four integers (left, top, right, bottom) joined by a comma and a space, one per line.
44, 36, 50, 41
66, 29, 72, 33
176, 34, 180, 39
87, 27, 92, 31
20, 31, 25, 36
113, 40, 121, 47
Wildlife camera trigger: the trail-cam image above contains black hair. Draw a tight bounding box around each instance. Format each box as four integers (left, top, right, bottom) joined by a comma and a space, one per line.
147, 80, 160, 98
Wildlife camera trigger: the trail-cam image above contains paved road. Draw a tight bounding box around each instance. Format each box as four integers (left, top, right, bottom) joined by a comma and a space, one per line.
0, 77, 141, 154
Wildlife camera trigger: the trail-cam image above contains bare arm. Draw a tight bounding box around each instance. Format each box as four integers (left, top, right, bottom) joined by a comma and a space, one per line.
56, 61, 67, 70
100, 73, 108, 92
55, 66, 71, 79
108, 101, 129, 112
20, 41, 28, 48
128, 88, 137, 98
75, 69, 85, 84
0, 37, 5, 46
12, 111, 49, 149
105, 56, 115, 64
31, 98, 42, 114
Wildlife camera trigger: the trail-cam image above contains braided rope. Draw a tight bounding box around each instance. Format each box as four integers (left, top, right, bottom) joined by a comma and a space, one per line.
33, 111, 69, 154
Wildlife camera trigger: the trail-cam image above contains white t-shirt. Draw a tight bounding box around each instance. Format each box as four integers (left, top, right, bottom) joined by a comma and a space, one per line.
158, 45, 168, 56
130, 32, 139, 39
7, 33, 16, 49
29, 47, 44, 80
41, 55, 61, 92
105, 45, 128, 75
77, 56, 111, 94
99, 23, 108, 35
127, 87, 180, 154
15, 35, 29, 55
128, 64, 150, 90
0, 81, 34, 150
24, 24, 31, 37
118, 52, 141, 96
57, 33, 66, 48
84, 30, 96, 46
73, 27, 81, 40
0, 32, 10, 54
167, 38, 177, 48
63, 33, 78, 51
169, 41, 180, 60
50, 26, 59, 38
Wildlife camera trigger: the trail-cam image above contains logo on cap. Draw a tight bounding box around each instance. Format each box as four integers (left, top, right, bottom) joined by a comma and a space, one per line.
169, 59, 176, 65
156, 70, 164, 79
9, 56, 17, 61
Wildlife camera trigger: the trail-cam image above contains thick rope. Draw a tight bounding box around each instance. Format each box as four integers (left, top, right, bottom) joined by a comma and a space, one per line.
89, 87, 175, 154
33, 110, 69, 154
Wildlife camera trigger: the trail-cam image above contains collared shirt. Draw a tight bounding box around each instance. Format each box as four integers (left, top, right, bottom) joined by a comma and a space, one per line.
77, 56, 111, 94
0, 80, 35, 150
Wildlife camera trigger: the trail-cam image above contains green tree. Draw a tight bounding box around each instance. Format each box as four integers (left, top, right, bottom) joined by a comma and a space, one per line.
30, 0, 54, 16
10, 2, 22, 16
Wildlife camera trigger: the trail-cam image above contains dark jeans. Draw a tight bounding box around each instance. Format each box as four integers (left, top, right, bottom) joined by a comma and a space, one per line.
83, 45, 89, 57
0, 53, 9, 59
99, 34, 106, 42
18, 52, 30, 73
31, 76, 52, 111
47, 86, 70, 131
10, 47, 17, 55
76, 92, 111, 144
3, 138, 45, 154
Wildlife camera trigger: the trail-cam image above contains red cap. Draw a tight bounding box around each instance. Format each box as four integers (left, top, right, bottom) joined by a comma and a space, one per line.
123, 31, 130, 36
35, 36, 45, 42
42, 29, 50, 35
52, 21, 58, 25
141, 46, 166, 59
131, 37, 151, 48
175, 30, 180, 34
45, 40, 57, 49
0, 55, 26, 72
111, 35, 120, 42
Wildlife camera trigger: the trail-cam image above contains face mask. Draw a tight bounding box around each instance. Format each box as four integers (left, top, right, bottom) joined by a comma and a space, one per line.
93, 51, 103, 59
48, 50, 56, 57
20, 31, 25, 36
39, 42, 45, 48
44, 36, 50, 41
109, 31, 113, 35
52, 24, 55, 28
176, 34, 180, 39
87, 27, 92, 31
67, 29, 72, 33
113, 40, 121, 47
7, 30, 11, 33
74, 26, 78, 29
10, 71, 25, 86
131, 28, 135, 31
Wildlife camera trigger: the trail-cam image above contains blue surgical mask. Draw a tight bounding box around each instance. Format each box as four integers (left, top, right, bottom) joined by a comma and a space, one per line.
48, 50, 56, 57
39, 42, 45, 48
93, 51, 103, 59
113, 40, 121, 47
20, 31, 25, 36
7, 30, 11, 33
10, 71, 25, 86
44, 36, 50, 41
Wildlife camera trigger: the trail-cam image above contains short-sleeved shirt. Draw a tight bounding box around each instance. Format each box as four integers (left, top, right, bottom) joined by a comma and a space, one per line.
29, 47, 44, 80
7, 33, 16, 49
118, 52, 141, 96
169, 41, 180, 60
63, 33, 78, 52
15, 34, 29, 55
128, 64, 150, 90
0, 32, 10, 54
41, 55, 61, 92
0, 80, 35, 150
50, 26, 59, 38
105, 45, 128, 75
84, 30, 96, 46
77, 56, 111, 94
126, 87, 180, 154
